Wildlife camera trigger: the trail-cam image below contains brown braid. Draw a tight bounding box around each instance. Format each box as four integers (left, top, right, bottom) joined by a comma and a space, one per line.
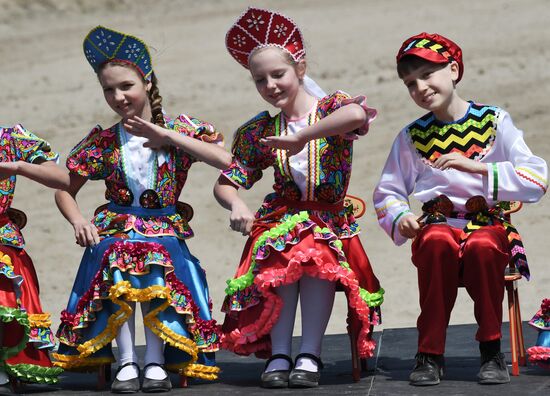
148, 72, 165, 127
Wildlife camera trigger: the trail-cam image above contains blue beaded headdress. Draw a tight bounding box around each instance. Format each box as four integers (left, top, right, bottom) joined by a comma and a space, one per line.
83, 26, 153, 80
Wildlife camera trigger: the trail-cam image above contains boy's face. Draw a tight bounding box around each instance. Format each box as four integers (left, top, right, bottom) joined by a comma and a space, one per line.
401, 61, 460, 114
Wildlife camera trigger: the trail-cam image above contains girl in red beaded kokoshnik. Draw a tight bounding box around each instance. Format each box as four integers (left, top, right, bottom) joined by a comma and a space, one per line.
215, 7, 384, 388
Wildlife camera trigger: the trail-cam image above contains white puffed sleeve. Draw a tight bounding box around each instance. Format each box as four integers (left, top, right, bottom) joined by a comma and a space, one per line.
373, 130, 420, 245
485, 111, 547, 202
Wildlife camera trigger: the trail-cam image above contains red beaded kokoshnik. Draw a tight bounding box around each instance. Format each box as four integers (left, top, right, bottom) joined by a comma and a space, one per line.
225, 7, 305, 69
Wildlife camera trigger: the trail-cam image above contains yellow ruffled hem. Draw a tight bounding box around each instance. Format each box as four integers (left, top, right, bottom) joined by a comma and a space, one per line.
57, 280, 215, 375
74, 281, 134, 357
51, 353, 114, 370
144, 301, 198, 362
165, 362, 220, 380
28, 313, 52, 328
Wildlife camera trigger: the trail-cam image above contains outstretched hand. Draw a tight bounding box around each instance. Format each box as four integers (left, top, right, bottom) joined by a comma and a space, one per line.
261, 134, 306, 156
432, 152, 487, 174
124, 116, 169, 149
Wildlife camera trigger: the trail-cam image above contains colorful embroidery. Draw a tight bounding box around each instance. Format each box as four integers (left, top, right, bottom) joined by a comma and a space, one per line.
93, 208, 193, 240
0, 125, 58, 247
222, 92, 362, 235
407, 103, 498, 165
67, 115, 220, 211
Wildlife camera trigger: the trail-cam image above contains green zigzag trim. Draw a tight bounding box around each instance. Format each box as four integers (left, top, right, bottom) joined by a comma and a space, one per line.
225, 211, 310, 295
409, 114, 495, 139
0, 305, 30, 361
4, 363, 63, 384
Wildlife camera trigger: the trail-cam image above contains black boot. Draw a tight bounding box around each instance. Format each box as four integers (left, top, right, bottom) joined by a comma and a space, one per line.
409, 352, 445, 386
478, 340, 510, 384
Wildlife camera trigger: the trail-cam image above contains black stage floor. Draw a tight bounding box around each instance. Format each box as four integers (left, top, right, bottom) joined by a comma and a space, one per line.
9, 322, 550, 395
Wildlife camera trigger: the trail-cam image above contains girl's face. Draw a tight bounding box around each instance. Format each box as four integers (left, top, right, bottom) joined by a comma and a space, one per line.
98, 63, 152, 120
248, 47, 305, 112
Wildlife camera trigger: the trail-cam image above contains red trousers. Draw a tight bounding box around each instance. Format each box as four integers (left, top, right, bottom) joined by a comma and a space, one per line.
411, 224, 510, 354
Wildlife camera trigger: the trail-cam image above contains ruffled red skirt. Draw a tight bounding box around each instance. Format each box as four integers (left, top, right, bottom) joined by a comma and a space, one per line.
0, 245, 61, 383
221, 213, 383, 359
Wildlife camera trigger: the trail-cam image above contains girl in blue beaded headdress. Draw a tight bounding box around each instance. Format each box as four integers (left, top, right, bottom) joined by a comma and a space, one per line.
53, 26, 231, 393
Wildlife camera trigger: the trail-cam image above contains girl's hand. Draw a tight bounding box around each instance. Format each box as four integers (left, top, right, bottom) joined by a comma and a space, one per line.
229, 200, 255, 236
261, 135, 306, 156
124, 116, 169, 149
432, 153, 487, 174
0, 161, 20, 180
398, 213, 421, 239
73, 220, 100, 247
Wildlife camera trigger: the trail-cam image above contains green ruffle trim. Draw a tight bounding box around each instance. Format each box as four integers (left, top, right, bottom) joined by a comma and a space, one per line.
360, 287, 385, 307
225, 211, 310, 295
0, 305, 30, 361
4, 363, 63, 384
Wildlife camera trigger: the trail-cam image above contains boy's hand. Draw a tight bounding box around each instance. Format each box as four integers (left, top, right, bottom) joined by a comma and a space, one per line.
398, 213, 421, 239
124, 116, 169, 149
229, 200, 255, 236
432, 153, 487, 175
261, 135, 306, 156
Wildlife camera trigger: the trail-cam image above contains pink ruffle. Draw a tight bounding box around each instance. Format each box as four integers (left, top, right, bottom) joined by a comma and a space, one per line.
341, 95, 377, 138
527, 346, 550, 369
222, 246, 377, 358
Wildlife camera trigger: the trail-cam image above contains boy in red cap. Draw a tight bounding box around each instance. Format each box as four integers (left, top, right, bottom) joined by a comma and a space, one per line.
373, 32, 548, 386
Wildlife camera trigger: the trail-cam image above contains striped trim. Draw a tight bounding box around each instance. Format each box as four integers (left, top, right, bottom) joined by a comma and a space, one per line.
391, 210, 411, 241
515, 167, 548, 193
492, 163, 499, 201
375, 199, 409, 218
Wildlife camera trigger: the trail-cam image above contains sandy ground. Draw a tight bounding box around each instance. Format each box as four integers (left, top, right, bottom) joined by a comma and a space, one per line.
1, 0, 549, 347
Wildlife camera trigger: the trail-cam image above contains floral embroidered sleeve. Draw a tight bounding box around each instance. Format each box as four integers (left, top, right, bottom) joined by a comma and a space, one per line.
11, 124, 59, 163
318, 91, 377, 138
170, 114, 225, 165
221, 111, 275, 190
66, 125, 114, 180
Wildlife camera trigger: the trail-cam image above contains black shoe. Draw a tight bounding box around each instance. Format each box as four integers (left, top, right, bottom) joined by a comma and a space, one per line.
260, 354, 293, 388
288, 353, 323, 388
409, 353, 445, 386
111, 362, 140, 394
141, 363, 172, 393
478, 352, 510, 384
0, 382, 13, 395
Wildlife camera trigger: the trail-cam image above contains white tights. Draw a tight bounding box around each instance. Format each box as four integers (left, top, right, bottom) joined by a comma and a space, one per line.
266, 275, 336, 373
115, 302, 167, 380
